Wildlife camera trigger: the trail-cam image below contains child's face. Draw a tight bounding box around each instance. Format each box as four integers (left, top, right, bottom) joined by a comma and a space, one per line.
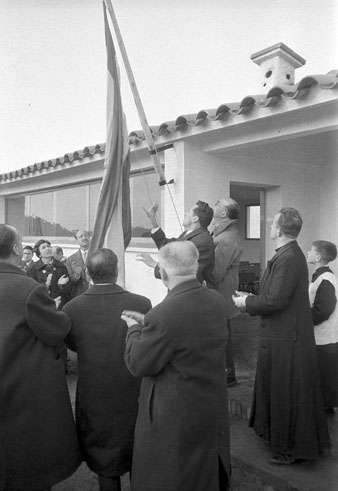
307, 245, 320, 264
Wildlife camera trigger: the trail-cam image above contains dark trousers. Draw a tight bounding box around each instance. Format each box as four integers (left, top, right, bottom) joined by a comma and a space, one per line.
226, 319, 236, 383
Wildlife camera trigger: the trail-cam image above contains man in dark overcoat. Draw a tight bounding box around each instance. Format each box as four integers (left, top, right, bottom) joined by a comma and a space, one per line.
233, 208, 330, 465
63, 248, 151, 491
0, 225, 80, 491
137, 200, 217, 288
123, 241, 230, 491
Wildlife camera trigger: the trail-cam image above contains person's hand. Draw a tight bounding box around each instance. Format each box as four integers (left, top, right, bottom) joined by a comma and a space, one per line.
142, 202, 159, 228
234, 290, 250, 297
72, 261, 83, 276
54, 296, 62, 309
46, 273, 53, 288
121, 310, 145, 327
58, 274, 69, 286
232, 293, 247, 310
135, 253, 158, 269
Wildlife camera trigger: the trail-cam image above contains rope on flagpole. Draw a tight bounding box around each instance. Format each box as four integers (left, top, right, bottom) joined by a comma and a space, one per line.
103, 0, 182, 231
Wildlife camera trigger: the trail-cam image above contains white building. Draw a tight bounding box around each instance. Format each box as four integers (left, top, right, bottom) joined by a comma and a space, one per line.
1, 43, 337, 304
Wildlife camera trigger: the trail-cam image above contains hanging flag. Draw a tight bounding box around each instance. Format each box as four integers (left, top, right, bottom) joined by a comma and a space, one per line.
89, 3, 131, 286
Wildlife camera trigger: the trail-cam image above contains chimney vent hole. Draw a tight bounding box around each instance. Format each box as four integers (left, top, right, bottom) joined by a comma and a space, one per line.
265, 70, 272, 78
286, 74, 291, 80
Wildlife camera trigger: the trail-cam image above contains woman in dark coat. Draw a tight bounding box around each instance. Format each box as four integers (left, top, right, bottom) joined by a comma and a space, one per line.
233, 208, 330, 465
27, 239, 72, 309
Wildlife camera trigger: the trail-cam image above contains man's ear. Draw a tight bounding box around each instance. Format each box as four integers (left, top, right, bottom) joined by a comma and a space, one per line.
12, 243, 20, 257
160, 266, 169, 283
192, 214, 199, 223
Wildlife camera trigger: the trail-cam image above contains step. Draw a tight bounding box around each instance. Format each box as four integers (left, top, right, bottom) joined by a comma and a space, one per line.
230, 414, 338, 491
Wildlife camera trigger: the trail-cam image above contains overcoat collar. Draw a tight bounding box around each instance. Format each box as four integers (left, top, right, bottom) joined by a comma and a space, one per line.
260, 241, 299, 291
0, 261, 26, 276
213, 219, 238, 237
182, 227, 208, 240
167, 278, 202, 298
84, 283, 127, 295
33, 258, 62, 270
270, 240, 298, 264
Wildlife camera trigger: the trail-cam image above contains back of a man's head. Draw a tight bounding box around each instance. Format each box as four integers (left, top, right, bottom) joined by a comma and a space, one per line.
87, 248, 118, 284
193, 201, 214, 229
224, 198, 240, 220
278, 207, 303, 238
159, 241, 199, 277
0, 224, 18, 259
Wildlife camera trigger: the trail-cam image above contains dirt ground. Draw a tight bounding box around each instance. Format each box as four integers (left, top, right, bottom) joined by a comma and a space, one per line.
53, 313, 261, 490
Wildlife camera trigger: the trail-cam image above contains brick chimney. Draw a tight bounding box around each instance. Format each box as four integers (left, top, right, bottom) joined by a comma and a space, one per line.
251, 42, 306, 91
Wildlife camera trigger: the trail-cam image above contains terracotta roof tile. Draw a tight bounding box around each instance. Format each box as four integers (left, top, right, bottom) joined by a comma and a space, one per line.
1, 72, 337, 183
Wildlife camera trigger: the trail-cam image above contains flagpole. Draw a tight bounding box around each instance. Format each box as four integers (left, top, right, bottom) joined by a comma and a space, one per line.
104, 0, 168, 186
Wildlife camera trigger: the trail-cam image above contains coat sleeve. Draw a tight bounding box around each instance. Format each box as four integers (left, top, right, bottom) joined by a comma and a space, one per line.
191, 233, 215, 277
124, 313, 174, 377
26, 283, 71, 346
56, 263, 72, 295
246, 254, 299, 316
66, 254, 82, 285
311, 279, 337, 325
214, 236, 237, 284
151, 227, 176, 249
26, 263, 38, 282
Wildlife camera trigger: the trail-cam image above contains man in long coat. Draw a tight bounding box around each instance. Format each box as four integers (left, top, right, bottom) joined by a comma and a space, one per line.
233, 208, 330, 465
213, 197, 243, 386
63, 248, 151, 491
0, 224, 80, 491
123, 241, 230, 491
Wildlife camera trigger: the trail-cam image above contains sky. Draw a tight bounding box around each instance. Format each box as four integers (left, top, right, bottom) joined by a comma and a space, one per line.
1, 0, 338, 173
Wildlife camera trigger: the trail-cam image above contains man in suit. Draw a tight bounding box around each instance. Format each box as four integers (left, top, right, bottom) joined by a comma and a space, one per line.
63, 248, 151, 491
137, 201, 216, 288
213, 197, 243, 387
233, 208, 329, 465
19, 244, 34, 271
0, 224, 80, 490
122, 241, 230, 491
66, 229, 90, 297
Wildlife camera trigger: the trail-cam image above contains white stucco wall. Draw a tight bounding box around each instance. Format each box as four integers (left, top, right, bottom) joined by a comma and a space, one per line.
163, 139, 323, 268
318, 158, 338, 272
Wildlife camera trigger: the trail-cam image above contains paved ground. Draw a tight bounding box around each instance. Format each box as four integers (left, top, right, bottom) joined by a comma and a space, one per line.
53, 313, 260, 490
52, 313, 338, 490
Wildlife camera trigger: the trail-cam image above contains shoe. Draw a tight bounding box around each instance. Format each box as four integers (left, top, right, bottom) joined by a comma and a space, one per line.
227, 380, 237, 387
269, 453, 296, 465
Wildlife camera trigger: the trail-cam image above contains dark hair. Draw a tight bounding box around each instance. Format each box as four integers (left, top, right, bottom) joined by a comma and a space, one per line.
277, 208, 303, 238
23, 245, 33, 252
313, 240, 337, 263
33, 239, 51, 258
87, 248, 118, 283
194, 200, 214, 229
0, 224, 17, 259
226, 201, 240, 220
53, 246, 63, 255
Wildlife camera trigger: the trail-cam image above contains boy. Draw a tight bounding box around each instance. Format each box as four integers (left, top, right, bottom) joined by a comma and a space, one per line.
307, 240, 338, 414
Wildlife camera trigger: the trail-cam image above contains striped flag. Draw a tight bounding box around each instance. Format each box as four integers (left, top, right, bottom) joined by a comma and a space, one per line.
89, 3, 131, 286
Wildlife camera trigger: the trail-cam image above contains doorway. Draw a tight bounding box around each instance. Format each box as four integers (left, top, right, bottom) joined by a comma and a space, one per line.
230, 183, 266, 291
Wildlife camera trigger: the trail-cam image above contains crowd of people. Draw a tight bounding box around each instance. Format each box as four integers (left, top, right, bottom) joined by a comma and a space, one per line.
0, 200, 337, 490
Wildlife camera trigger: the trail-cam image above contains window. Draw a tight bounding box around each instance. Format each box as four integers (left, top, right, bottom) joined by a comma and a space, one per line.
245, 204, 260, 239
5, 170, 161, 240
